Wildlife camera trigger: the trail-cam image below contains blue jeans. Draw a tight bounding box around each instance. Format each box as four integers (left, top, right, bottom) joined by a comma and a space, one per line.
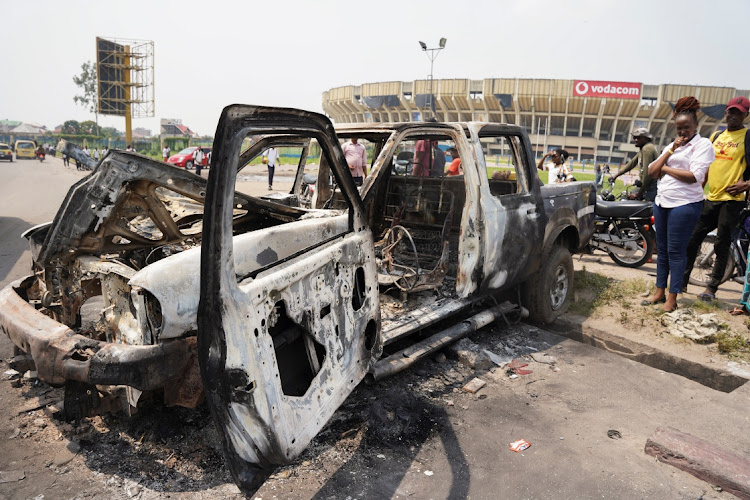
654, 201, 703, 294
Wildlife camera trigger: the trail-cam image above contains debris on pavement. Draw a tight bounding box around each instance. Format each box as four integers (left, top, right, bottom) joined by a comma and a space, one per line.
507, 359, 533, 375
607, 430, 622, 439
448, 338, 493, 371
660, 309, 725, 342
509, 439, 531, 452
462, 377, 487, 393
483, 349, 514, 368
0, 470, 26, 483
530, 352, 557, 365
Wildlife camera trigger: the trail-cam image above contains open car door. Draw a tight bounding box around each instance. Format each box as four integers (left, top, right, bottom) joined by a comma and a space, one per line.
199, 105, 381, 492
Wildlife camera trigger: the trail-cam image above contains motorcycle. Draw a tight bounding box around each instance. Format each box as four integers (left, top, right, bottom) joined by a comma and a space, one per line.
36, 151, 45, 162
689, 204, 750, 287
588, 179, 655, 268
299, 172, 317, 208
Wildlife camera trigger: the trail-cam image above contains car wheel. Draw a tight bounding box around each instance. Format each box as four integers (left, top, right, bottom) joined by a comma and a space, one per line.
185, 161, 193, 170
523, 244, 573, 325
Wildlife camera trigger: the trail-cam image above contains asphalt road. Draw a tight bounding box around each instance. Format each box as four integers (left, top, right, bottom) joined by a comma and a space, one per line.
0, 158, 747, 499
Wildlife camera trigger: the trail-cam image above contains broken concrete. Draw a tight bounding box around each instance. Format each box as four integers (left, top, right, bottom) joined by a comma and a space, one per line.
660, 309, 725, 342
645, 426, 750, 499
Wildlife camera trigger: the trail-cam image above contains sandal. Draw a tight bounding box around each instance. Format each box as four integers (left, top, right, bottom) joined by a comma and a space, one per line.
640, 298, 666, 306
730, 306, 748, 316
698, 292, 716, 302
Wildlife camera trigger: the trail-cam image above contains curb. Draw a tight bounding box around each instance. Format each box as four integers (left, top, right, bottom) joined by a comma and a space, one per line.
544, 315, 749, 393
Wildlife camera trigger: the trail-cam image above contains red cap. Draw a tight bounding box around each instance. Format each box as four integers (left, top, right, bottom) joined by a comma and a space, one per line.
726, 96, 750, 114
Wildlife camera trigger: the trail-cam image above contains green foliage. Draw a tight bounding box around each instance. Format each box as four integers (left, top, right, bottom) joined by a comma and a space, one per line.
62, 120, 81, 135
73, 61, 97, 115
716, 332, 750, 359
570, 267, 649, 316
80, 120, 99, 135
100, 127, 121, 138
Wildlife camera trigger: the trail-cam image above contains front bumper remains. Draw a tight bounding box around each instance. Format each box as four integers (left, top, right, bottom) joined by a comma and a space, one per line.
0, 276, 193, 391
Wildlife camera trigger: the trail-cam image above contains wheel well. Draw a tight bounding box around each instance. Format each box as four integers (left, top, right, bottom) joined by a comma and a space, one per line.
547, 225, 579, 255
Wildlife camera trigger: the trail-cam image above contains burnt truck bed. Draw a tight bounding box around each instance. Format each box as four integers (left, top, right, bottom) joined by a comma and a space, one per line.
1, 109, 595, 495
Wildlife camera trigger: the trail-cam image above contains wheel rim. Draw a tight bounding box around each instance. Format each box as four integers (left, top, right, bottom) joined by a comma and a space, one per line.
550, 263, 569, 310
609, 227, 647, 264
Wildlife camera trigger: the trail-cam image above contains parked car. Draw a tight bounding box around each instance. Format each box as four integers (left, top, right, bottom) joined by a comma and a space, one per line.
0, 106, 595, 494
14, 140, 36, 159
167, 146, 211, 169
0, 143, 12, 161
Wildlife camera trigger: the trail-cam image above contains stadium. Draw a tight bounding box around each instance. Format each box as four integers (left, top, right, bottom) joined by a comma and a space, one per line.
322, 78, 750, 164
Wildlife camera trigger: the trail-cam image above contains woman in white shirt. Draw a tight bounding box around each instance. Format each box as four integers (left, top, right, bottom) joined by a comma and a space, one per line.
537, 148, 571, 184
642, 97, 715, 312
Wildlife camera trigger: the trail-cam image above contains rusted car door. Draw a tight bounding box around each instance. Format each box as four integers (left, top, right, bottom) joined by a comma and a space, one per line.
198, 106, 381, 492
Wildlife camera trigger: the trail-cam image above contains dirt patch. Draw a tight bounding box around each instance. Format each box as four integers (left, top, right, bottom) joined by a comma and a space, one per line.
562, 254, 750, 390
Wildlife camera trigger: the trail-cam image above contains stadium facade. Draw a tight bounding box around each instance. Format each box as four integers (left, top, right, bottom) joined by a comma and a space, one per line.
322, 79, 750, 164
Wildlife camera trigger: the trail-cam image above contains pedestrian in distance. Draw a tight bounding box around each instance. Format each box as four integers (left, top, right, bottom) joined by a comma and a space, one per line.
444, 147, 462, 176
595, 164, 603, 187
610, 128, 659, 201
194, 147, 205, 177
341, 138, 367, 186
682, 96, 750, 302
163, 145, 170, 162
62, 153, 69, 167
642, 96, 715, 312
537, 148, 571, 184
265, 147, 279, 190
93, 148, 100, 162
431, 142, 445, 177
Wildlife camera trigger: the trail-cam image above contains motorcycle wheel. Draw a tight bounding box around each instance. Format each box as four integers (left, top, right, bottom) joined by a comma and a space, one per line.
607, 222, 654, 268
688, 234, 734, 287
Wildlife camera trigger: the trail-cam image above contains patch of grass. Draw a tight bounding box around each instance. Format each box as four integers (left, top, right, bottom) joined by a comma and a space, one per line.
570, 267, 650, 316
716, 332, 750, 359
689, 298, 724, 313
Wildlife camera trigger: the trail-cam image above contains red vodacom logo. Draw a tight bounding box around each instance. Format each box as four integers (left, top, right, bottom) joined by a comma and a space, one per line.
573, 80, 641, 99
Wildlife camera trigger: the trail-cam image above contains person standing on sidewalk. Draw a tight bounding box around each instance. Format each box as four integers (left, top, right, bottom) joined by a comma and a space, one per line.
265, 147, 279, 190
681, 96, 750, 301
194, 147, 205, 177
611, 128, 659, 201
342, 138, 367, 186
642, 97, 715, 312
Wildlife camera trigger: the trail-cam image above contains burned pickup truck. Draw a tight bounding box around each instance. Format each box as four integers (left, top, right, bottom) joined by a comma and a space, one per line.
0, 105, 594, 492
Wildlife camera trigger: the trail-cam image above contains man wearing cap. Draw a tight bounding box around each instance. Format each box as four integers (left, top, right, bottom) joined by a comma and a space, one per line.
683, 96, 750, 300
611, 128, 659, 201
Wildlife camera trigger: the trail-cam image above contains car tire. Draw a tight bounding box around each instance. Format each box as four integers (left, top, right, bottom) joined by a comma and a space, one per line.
185, 161, 193, 170
523, 244, 573, 325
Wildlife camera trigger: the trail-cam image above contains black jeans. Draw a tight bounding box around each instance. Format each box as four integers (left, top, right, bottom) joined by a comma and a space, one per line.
268, 165, 275, 187
683, 199, 745, 293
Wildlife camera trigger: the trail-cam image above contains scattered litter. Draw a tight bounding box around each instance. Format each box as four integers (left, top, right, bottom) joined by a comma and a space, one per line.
376, 454, 386, 459
530, 352, 557, 365
444, 399, 454, 406
424, 470, 434, 476
483, 349, 513, 368
508, 374, 518, 379
3, 369, 20, 379
0, 470, 26, 483
22, 370, 37, 380
509, 439, 531, 452
607, 429, 622, 439
660, 309, 724, 342
462, 378, 486, 394
507, 359, 533, 375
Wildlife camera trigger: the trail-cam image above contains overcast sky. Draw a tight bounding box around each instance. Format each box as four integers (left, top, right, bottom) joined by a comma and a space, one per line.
3, 0, 748, 136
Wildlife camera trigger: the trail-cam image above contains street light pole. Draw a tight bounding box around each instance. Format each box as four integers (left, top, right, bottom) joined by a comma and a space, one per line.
418, 38, 446, 121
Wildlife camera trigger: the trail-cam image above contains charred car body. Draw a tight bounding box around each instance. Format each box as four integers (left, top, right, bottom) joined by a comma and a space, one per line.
0, 106, 595, 492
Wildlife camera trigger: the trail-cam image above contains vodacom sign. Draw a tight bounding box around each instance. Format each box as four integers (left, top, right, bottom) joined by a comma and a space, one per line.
573, 80, 641, 99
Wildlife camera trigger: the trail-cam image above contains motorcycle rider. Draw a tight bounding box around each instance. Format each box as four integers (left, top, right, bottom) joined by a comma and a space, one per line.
682, 96, 750, 300
610, 128, 658, 201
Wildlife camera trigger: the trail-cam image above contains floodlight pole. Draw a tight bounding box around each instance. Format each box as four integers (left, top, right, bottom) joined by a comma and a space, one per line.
418, 38, 446, 120
124, 45, 132, 146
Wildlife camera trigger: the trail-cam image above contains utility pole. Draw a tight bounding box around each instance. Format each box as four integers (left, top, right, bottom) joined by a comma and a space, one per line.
418, 38, 447, 121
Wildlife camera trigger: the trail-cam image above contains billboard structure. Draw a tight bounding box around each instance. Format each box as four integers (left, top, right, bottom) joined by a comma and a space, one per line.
96, 37, 154, 143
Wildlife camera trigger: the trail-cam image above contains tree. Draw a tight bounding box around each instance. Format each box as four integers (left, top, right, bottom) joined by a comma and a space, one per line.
80, 120, 99, 136
73, 61, 99, 135
100, 127, 121, 139
62, 120, 81, 135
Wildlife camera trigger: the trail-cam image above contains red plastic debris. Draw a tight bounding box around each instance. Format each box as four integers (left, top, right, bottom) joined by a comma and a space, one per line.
508, 359, 533, 375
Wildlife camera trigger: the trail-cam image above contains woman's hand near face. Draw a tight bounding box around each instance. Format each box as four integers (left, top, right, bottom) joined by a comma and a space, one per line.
672, 136, 688, 150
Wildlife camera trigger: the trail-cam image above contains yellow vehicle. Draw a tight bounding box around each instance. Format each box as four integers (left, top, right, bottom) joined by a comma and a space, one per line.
14, 140, 36, 160
0, 143, 12, 162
